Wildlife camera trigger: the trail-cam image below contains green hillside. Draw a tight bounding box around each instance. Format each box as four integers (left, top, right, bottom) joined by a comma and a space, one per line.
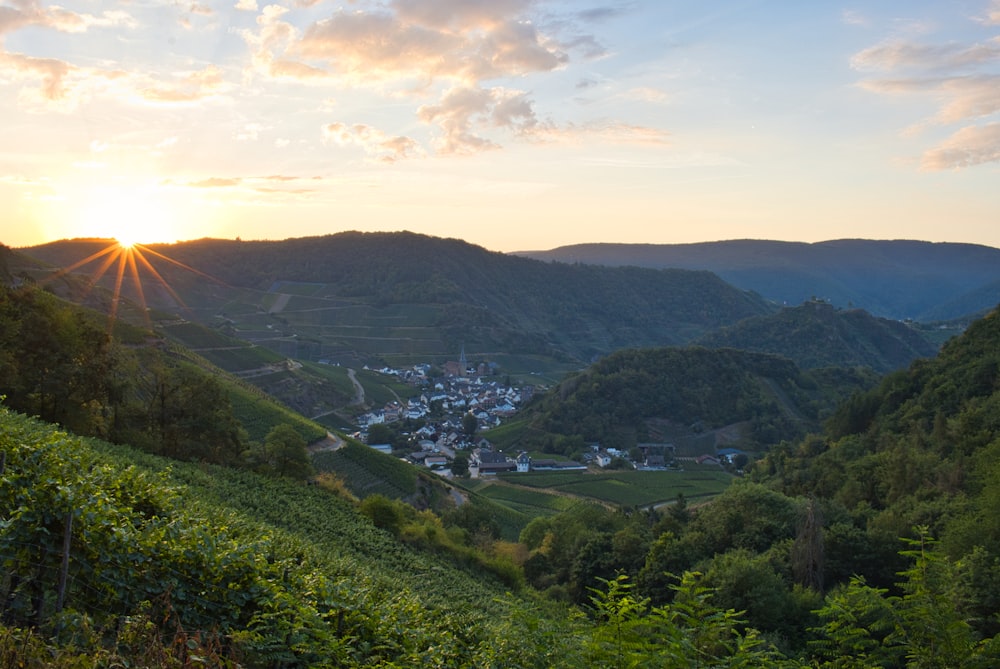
0, 407, 567, 666
20, 233, 774, 366
695, 300, 939, 372
498, 346, 878, 454
0, 278, 325, 456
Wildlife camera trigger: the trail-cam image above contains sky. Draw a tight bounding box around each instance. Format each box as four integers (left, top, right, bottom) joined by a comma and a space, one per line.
1, 0, 999, 253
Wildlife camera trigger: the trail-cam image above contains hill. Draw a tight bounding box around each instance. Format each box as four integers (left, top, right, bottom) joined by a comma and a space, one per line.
518, 238, 1000, 321
491, 346, 877, 455
0, 276, 325, 456
18, 233, 773, 366
695, 299, 939, 373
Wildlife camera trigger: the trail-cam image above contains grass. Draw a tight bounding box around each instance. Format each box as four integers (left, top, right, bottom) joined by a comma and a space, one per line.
355, 369, 422, 406
473, 482, 577, 516
495, 469, 733, 508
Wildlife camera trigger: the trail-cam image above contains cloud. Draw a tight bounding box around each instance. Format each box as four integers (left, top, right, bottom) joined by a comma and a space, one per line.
921, 122, 1000, 169
139, 65, 227, 103
576, 6, 630, 24
392, 0, 534, 30
417, 85, 543, 154
235, 123, 265, 141
323, 122, 422, 162
934, 74, 1000, 123
860, 74, 1000, 124
231, 1, 655, 156
851, 39, 1000, 73
0, 0, 135, 36
841, 10, 871, 28
273, 4, 569, 85
853, 13, 1000, 170
188, 177, 242, 188
235, 0, 258, 12
0, 51, 74, 102
532, 120, 669, 146
978, 0, 1000, 25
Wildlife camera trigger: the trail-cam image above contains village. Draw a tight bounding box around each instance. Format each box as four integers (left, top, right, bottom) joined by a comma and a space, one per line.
352, 351, 740, 478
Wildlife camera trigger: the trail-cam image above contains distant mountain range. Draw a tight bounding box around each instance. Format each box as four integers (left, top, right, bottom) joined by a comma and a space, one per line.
517, 239, 1000, 321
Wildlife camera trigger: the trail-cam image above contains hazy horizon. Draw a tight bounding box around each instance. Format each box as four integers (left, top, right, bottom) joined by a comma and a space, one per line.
3, 1, 1000, 253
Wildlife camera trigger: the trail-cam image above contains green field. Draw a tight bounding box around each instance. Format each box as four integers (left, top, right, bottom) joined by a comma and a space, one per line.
495, 469, 733, 508
463, 480, 578, 517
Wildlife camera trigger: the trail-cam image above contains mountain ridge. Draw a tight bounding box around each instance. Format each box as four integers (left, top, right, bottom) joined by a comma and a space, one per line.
516, 238, 1000, 321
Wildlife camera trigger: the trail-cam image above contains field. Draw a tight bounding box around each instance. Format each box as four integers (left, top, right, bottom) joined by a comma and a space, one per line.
460, 479, 578, 517
494, 468, 733, 509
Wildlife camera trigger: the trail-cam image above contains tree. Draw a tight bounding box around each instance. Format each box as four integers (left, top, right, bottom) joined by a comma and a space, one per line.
462, 412, 478, 438
264, 424, 313, 479
452, 452, 469, 477
366, 423, 394, 445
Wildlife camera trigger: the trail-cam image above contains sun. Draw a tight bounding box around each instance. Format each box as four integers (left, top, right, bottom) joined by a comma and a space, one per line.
73, 183, 179, 246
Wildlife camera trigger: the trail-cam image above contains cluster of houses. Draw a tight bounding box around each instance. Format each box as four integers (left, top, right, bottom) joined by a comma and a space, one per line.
355, 354, 748, 477
355, 363, 533, 436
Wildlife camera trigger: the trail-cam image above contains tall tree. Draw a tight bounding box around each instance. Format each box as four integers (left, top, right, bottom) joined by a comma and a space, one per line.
264, 424, 313, 479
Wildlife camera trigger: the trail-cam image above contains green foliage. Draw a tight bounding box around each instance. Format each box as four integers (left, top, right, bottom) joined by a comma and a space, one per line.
312, 440, 418, 499
510, 346, 875, 454
584, 573, 797, 668
249, 423, 313, 479
497, 469, 732, 508
0, 282, 327, 465
810, 532, 1000, 668
0, 406, 571, 666
695, 301, 937, 373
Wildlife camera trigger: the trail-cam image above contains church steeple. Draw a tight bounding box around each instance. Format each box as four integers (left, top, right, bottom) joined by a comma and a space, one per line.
459, 343, 468, 375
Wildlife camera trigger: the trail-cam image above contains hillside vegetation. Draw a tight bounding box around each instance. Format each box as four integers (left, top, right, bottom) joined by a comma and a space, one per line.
0, 279, 324, 461
4, 240, 1000, 665
695, 300, 939, 373
496, 346, 878, 454
20, 233, 773, 365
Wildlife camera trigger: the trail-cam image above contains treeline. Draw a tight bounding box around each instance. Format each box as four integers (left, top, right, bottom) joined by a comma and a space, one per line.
504, 346, 877, 453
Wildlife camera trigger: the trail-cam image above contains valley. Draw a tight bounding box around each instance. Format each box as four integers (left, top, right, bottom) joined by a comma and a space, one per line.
2, 235, 1000, 666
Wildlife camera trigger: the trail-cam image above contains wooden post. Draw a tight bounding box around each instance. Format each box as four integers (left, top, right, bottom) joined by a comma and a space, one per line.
56, 511, 72, 612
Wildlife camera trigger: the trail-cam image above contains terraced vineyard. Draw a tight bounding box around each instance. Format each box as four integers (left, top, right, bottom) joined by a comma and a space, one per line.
312, 442, 418, 499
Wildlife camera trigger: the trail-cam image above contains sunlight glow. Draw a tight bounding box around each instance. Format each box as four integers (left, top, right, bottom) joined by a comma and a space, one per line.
73, 183, 179, 246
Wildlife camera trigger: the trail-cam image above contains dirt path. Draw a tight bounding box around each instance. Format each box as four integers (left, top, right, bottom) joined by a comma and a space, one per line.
308, 431, 345, 453
268, 293, 291, 314
347, 368, 365, 405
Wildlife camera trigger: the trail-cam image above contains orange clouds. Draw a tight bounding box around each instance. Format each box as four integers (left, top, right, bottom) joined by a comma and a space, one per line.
852, 14, 1000, 170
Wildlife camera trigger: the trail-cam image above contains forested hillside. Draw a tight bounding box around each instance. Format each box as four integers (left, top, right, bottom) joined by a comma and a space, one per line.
495, 346, 877, 454
759, 302, 1000, 569
0, 279, 324, 463
19, 233, 773, 364
695, 300, 939, 372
